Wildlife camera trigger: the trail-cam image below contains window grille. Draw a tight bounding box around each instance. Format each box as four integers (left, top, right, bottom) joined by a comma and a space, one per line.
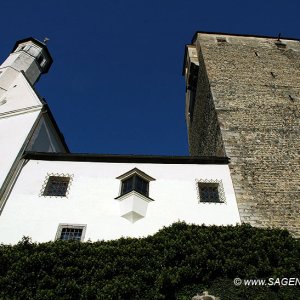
59, 227, 83, 241
198, 183, 220, 202
196, 180, 226, 203
55, 224, 86, 242
42, 175, 72, 197
44, 176, 69, 196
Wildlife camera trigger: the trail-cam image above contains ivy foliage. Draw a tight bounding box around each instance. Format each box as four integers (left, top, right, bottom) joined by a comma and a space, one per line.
0, 223, 299, 299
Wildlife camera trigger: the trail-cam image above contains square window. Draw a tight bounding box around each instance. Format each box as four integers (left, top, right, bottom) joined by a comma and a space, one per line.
55, 224, 86, 241
43, 176, 70, 197
197, 180, 226, 203
198, 183, 219, 202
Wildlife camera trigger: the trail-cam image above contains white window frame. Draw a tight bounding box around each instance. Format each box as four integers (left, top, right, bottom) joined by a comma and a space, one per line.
55, 224, 87, 242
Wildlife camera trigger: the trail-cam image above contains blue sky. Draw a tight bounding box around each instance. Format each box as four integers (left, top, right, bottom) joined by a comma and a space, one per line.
1, 0, 299, 155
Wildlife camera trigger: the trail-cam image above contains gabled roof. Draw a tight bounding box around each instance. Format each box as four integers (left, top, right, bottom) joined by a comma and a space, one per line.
41, 104, 70, 153
116, 167, 156, 181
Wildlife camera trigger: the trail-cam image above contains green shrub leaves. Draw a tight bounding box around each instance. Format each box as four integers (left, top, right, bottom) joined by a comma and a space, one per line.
0, 223, 299, 299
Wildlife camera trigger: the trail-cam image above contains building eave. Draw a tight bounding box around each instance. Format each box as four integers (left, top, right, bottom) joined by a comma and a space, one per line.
23, 151, 230, 165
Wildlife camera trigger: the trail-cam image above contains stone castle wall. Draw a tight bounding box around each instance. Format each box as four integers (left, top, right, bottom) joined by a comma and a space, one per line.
188, 44, 225, 157
188, 33, 300, 236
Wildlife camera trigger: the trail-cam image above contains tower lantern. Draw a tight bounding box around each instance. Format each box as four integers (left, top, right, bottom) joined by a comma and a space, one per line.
0, 37, 53, 87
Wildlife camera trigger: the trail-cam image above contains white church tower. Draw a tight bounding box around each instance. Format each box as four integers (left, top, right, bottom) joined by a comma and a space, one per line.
0, 38, 68, 213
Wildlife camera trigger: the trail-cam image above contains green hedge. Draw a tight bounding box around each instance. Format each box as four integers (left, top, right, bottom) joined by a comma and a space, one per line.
0, 223, 299, 299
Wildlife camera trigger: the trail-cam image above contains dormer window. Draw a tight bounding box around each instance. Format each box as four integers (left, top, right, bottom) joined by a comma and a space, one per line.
116, 168, 155, 198
121, 174, 149, 197
115, 168, 156, 223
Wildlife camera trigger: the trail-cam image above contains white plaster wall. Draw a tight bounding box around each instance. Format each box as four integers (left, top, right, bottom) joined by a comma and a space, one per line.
0, 110, 40, 188
0, 73, 43, 115
0, 68, 19, 93
0, 160, 241, 244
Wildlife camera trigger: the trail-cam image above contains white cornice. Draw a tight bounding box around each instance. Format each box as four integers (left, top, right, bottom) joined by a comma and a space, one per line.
0, 105, 42, 119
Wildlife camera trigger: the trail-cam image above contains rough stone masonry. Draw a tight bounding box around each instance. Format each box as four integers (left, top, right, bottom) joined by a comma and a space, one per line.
184, 32, 300, 237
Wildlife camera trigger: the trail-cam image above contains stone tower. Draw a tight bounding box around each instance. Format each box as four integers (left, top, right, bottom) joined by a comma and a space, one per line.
184, 32, 300, 237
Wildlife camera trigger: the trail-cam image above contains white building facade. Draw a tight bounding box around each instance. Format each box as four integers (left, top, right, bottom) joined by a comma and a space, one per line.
0, 38, 240, 244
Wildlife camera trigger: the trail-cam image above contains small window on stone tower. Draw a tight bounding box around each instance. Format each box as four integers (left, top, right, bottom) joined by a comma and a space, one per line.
187, 63, 199, 122
217, 37, 227, 43
41, 174, 73, 197
197, 180, 226, 203
275, 42, 286, 49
